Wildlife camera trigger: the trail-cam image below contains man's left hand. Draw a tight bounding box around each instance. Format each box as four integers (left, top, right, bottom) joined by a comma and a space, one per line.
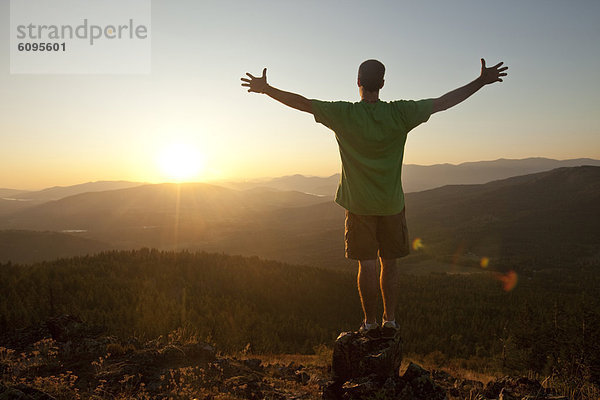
241, 68, 269, 93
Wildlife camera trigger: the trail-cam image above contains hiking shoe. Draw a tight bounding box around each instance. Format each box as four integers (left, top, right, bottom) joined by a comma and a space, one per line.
358, 322, 380, 339
380, 320, 399, 339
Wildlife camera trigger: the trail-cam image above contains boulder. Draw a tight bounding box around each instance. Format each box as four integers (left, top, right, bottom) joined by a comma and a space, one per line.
400, 362, 447, 400
324, 329, 447, 399
243, 358, 263, 372
331, 329, 402, 383
483, 376, 563, 400
45, 314, 101, 342
0, 383, 56, 400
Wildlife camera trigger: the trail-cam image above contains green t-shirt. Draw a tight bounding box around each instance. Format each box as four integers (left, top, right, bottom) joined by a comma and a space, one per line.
311, 98, 433, 215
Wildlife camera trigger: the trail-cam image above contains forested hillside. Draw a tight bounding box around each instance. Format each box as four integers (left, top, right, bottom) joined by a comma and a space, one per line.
406, 166, 600, 267
1, 249, 598, 388
0, 230, 112, 264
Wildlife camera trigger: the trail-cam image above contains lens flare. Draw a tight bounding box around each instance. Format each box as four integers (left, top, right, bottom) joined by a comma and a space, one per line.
480, 257, 490, 268
412, 237, 424, 251
495, 270, 518, 292
452, 241, 466, 265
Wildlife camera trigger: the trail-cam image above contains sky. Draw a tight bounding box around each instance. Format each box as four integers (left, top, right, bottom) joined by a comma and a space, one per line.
1, 0, 599, 190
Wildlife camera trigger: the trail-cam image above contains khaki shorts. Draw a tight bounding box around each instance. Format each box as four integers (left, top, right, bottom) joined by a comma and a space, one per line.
344, 208, 410, 260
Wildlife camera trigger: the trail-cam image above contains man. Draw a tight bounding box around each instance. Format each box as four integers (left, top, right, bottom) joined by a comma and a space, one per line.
241, 58, 508, 339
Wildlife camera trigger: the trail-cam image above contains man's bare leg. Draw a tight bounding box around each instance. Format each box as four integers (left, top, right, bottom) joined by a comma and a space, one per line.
380, 258, 400, 323
357, 259, 379, 325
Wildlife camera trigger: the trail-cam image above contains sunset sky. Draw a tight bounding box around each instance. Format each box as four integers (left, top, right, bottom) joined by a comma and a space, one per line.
1, 0, 599, 190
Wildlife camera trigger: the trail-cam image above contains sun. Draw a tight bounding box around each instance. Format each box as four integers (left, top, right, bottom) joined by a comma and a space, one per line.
157, 142, 204, 182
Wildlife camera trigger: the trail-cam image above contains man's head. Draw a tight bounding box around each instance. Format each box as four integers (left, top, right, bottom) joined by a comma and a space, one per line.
358, 59, 385, 92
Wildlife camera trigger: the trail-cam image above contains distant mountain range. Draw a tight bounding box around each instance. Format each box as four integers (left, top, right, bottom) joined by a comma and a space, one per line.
220, 174, 340, 196
200, 166, 600, 269
1, 165, 598, 269
4, 181, 145, 202
2, 158, 597, 202
221, 157, 600, 195
0, 181, 147, 219
0, 183, 324, 232
402, 157, 600, 192
0, 188, 26, 198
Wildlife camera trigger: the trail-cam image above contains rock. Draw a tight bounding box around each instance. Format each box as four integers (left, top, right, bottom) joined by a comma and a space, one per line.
325, 329, 447, 399
159, 344, 186, 362
484, 376, 544, 400
324, 364, 448, 400
0, 383, 29, 400
431, 369, 454, 383
0, 324, 51, 352
401, 362, 447, 400
322, 380, 343, 400
267, 361, 305, 381
243, 358, 263, 371
0, 383, 56, 400
45, 314, 102, 342
63, 335, 117, 358
331, 329, 402, 383
341, 374, 385, 399
182, 342, 216, 361
431, 369, 486, 398
295, 370, 311, 385
224, 374, 264, 400
402, 362, 429, 381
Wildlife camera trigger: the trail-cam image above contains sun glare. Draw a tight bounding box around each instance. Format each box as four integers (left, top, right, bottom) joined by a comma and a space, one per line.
157, 143, 204, 182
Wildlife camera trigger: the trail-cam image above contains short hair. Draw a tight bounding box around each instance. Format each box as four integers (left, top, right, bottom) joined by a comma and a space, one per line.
358, 60, 385, 92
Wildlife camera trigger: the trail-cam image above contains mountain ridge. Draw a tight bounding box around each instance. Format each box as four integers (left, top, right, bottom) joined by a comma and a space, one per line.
0, 182, 326, 232
1, 166, 598, 269
3, 157, 597, 201
221, 157, 600, 195
10, 180, 146, 202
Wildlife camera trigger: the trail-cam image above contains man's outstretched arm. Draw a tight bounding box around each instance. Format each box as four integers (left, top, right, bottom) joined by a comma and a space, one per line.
431, 58, 508, 114
241, 68, 313, 114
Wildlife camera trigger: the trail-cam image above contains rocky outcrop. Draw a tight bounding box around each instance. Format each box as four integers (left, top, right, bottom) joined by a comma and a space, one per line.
331, 330, 403, 382
431, 369, 570, 400
324, 361, 447, 400
0, 383, 56, 400
482, 376, 568, 400
323, 328, 571, 400
0, 315, 325, 399
324, 329, 447, 399
0, 316, 573, 399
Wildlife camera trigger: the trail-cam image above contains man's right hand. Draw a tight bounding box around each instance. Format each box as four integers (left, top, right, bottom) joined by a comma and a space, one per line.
240, 68, 313, 113
241, 68, 269, 93
479, 58, 508, 85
